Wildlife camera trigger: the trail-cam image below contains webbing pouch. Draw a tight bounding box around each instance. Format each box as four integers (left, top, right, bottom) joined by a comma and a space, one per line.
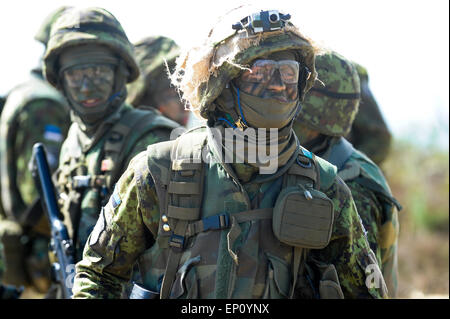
272, 186, 334, 249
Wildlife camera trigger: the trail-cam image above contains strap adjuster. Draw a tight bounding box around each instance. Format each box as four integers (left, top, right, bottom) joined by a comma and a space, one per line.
169, 234, 185, 252
202, 214, 230, 232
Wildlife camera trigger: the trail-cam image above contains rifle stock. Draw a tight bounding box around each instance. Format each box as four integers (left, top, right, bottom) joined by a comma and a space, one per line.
31, 143, 74, 299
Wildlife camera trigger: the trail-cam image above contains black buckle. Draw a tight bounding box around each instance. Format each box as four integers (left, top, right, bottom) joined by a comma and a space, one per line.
169, 234, 185, 252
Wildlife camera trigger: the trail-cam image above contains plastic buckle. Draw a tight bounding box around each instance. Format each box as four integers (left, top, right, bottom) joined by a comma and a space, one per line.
202, 214, 230, 232
169, 234, 185, 252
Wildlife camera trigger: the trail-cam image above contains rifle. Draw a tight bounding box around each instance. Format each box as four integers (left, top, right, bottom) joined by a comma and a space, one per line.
31, 143, 74, 299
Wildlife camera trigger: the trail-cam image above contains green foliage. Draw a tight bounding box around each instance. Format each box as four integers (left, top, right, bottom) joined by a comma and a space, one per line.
382, 139, 449, 233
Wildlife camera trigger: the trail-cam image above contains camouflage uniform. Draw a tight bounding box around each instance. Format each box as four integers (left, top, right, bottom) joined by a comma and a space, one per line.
346, 63, 392, 165
126, 36, 188, 126
0, 6, 71, 292
293, 51, 401, 297
73, 8, 386, 299
41, 7, 179, 296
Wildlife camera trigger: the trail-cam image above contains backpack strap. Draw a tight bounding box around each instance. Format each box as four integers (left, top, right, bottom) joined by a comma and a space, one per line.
326, 137, 354, 170
156, 131, 207, 299
102, 107, 178, 191
285, 145, 339, 193
354, 175, 402, 211
285, 146, 320, 190
339, 148, 402, 211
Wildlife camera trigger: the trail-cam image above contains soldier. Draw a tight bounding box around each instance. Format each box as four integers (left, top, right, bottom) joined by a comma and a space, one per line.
346, 63, 392, 165
292, 51, 401, 297
127, 36, 188, 126
73, 8, 386, 299
0, 6, 72, 294
41, 7, 179, 297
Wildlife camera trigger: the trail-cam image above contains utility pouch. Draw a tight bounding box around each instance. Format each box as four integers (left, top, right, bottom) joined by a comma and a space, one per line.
318, 264, 344, 299
272, 186, 334, 249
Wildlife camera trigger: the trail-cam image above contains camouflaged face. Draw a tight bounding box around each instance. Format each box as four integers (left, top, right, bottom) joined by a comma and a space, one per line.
43, 7, 139, 88
73, 129, 387, 299
127, 36, 180, 106
297, 51, 360, 136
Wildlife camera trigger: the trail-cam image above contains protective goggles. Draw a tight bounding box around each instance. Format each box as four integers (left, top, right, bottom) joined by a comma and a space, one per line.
240, 60, 299, 84
63, 64, 115, 88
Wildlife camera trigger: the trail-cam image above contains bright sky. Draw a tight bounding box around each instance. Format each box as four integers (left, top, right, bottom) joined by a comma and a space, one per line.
0, 0, 448, 148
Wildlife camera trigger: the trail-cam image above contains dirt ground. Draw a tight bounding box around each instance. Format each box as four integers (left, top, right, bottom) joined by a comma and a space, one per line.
397, 230, 449, 299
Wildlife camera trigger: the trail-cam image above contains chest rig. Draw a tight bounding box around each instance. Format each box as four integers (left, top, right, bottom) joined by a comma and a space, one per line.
141, 127, 338, 299
56, 107, 178, 254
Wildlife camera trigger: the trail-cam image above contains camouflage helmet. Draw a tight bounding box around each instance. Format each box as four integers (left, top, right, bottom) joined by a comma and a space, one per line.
297, 51, 361, 136
34, 6, 71, 46
171, 6, 318, 119
127, 36, 180, 106
43, 7, 139, 88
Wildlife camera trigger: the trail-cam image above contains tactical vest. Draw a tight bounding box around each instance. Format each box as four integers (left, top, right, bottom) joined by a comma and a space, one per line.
56, 106, 178, 260
134, 126, 344, 299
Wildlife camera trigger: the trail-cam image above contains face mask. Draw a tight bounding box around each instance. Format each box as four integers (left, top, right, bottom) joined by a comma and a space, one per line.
233, 84, 300, 129
63, 64, 115, 108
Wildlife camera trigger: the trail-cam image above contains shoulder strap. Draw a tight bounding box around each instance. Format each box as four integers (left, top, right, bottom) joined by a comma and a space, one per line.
154, 131, 207, 299
102, 107, 179, 189
326, 137, 354, 170
341, 148, 402, 211
312, 154, 338, 192
354, 175, 402, 211
283, 146, 324, 190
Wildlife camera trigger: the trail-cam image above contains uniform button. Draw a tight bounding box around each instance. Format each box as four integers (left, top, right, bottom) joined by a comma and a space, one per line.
161, 214, 168, 223
163, 224, 171, 232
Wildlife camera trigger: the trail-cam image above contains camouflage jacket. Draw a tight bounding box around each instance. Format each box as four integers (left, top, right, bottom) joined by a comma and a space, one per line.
0, 70, 70, 222
73, 127, 387, 299
55, 104, 179, 261
309, 136, 400, 297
